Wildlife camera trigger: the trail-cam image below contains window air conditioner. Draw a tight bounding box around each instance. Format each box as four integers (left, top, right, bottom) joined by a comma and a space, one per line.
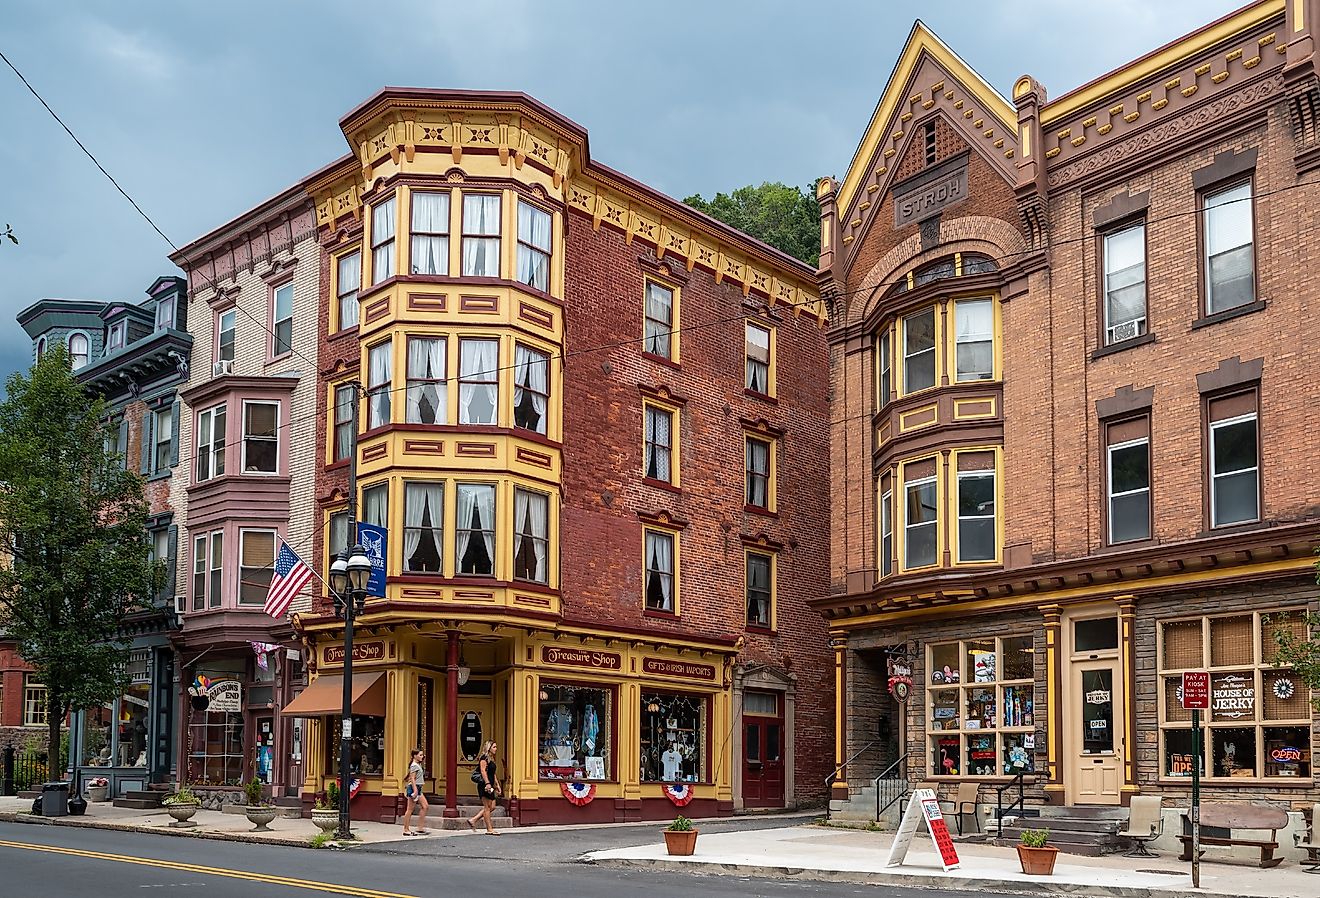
212, 359, 235, 377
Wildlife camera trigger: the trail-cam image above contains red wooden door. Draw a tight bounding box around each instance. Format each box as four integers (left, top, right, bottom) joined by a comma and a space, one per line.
742, 692, 785, 807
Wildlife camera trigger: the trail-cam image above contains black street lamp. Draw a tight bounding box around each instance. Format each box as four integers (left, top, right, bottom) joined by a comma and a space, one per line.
329, 543, 371, 840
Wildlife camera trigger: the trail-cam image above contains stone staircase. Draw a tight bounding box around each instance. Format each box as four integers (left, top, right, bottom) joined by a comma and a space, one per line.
434, 798, 514, 830
994, 805, 1127, 856
828, 780, 908, 830
113, 789, 164, 810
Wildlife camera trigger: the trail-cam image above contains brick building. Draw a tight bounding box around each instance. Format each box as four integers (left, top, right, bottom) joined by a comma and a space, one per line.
817, 0, 1320, 821
283, 89, 831, 824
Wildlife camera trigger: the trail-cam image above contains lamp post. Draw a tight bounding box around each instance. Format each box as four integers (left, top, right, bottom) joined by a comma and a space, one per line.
329, 544, 371, 840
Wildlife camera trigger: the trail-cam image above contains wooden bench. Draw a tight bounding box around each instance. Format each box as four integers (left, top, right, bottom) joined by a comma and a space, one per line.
1177, 801, 1290, 868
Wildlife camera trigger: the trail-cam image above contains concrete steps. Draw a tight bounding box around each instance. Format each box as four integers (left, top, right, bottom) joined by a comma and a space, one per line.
994, 807, 1127, 856
112, 790, 163, 810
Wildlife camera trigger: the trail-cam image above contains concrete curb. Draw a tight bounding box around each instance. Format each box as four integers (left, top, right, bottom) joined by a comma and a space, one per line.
586, 855, 1268, 898
0, 811, 345, 850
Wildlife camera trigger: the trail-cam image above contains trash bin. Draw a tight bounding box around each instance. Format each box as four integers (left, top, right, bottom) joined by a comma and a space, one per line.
41, 782, 69, 817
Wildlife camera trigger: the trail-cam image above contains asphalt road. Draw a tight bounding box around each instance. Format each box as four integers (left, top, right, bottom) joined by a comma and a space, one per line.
0, 820, 1026, 898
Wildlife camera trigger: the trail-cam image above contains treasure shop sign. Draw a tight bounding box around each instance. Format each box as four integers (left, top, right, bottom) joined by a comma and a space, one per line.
541, 645, 621, 671
324, 641, 385, 665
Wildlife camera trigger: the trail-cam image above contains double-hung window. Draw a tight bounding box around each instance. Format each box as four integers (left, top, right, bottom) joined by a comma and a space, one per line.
644, 529, 675, 613
69, 333, 89, 369
242, 401, 278, 474
513, 343, 550, 434
238, 530, 275, 605
644, 281, 674, 359
458, 338, 499, 425
152, 406, 173, 473
208, 531, 223, 608
879, 477, 893, 576
361, 483, 388, 528
513, 487, 549, 584
644, 404, 674, 483
955, 453, 996, 561
406, 336, 447, 425
461, 194, 501, 277
217, 309, 236, 362
410, 191, 450, 275
371, 197, 396, 284
196, 405, 226, 482
745, 437, 771, 510
954, 299, 993, 381
271, 283, 293, 357
456, 483, 496, 576
1209, 393, 1259, 527
336, 252, 361, 329
746, 551, 772, 628
877, 330, 892, 409
192, 534, 208, 611
904, 461, 938, 569
108, 321, 126, 351
903, 308, 936, 393
1203, 182, 1254, 314
746, 323, 771, 394
516, 200, 551, 291
333, 384, 355, 462
367, 340, 392, 429
155, 297, 175, 331
1106, 418, 1151, 544
404, 482, 444, 573
23, 675, 47, 727
328, 511, 350, 563
1103, 224, 1147, 344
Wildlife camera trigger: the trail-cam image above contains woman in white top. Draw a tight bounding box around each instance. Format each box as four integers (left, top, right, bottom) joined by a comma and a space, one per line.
401, 748, 430, 835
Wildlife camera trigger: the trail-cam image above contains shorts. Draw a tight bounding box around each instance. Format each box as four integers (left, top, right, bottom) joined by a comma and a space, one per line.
405, 785, 417, 799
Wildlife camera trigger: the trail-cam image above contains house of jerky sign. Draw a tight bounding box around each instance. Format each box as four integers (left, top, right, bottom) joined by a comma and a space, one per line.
893, 153, 969, 228
1212, 674, 1255, 719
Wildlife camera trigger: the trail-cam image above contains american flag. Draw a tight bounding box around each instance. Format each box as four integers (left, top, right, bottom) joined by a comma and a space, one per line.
265, 542, 313, 620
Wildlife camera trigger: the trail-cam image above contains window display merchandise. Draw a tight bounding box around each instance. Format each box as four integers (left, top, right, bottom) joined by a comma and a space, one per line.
538, 683, 612, 781
639, 692, 707, 783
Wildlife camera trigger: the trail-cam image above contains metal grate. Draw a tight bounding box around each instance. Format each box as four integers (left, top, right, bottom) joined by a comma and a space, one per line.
1163, 620, 1203, 670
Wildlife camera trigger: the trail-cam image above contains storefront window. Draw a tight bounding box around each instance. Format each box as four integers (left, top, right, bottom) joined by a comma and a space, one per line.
1158, 610, 1312, 780
189, 712, 245, 785
117, 684, 151, 767
927, 635, 1035, 777
538, 682, 612, 781
82, 701, 114, 766
327, 715, 386, 777
640, 692, 707, 783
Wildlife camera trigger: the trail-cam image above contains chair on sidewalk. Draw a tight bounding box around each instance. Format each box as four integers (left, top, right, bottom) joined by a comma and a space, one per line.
1295, 802, 1320, 874
939, 781, 982, 835
1118, 795, 1164, 857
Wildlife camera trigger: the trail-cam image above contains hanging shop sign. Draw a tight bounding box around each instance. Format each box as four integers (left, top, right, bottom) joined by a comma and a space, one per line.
642, 658, 716, 681
541, 645, 621, 671
207, 679, 243, 714
324, 641, 385, 665
887, 657, 914, 703
1211, 674, 1254, 719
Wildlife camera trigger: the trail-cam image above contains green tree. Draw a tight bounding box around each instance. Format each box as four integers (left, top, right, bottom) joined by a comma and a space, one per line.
1270, 556, 1320, 707
0, 344, 154, 774
684, 181, 820, 267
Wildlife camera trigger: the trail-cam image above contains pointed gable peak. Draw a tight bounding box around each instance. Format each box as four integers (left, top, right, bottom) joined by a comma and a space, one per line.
836, 21, 1017, 218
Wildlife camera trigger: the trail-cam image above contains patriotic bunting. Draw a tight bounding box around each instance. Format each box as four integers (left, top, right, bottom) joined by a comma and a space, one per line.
663, 783, 694, 806
561, 781, 596, 805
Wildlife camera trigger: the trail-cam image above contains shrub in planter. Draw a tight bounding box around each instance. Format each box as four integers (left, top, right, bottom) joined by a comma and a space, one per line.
163, 783, 200, 827
310, 785, 340, 834
1017, 828, 1058, 875
663, 815, 699, 856
242, 778, 277, 832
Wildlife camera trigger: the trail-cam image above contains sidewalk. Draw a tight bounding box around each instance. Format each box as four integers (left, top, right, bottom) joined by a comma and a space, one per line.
585, 824, 1320, 898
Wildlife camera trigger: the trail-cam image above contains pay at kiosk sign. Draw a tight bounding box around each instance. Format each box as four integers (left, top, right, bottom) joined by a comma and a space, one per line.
1181, 671, 1210, 710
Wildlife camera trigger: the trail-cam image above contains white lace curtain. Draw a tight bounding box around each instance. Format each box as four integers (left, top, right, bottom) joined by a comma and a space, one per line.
646, 531, 673, 611
517, 202, 551, 290
644, 283, 673, 355
459, 339, 499, 425
514, 345, 548, 432
515, 489, 547, 582
404, 482, 444, 571
337, 252, 361, 327
462, 194, 501, 277
368, 341, 392, 428
406, 337, 447, 425
457, 484, 495, 573
411, 192, 450, 275
645, 408, 671, 481
372, 198, 396, 283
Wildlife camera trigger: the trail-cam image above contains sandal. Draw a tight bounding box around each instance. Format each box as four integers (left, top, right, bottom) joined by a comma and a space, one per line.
416, 829, 431, 835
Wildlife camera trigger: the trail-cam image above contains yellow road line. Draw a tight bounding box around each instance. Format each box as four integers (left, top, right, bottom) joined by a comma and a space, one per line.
0, 839, 421, 898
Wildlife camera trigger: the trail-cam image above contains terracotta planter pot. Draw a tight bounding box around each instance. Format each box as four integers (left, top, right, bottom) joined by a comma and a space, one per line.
1016, 844, 1058, 875
663, 828, 699, 856
245, 805, 278, 832
165, 802, 199, 828
311, 808, 340, 834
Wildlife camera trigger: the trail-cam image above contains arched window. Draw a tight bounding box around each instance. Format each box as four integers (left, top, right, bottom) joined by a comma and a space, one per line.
35, 337, 46, 361
890, 253, 999, 297
69, 333, 89, 369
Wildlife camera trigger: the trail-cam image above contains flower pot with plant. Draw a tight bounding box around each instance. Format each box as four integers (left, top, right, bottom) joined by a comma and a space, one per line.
311, 783, 340, 834
162, 783, 200, 827
1016, 828, 1058, 875
85, 777, 110, 803
242, 778, 277, 832
663, 815, 699, 856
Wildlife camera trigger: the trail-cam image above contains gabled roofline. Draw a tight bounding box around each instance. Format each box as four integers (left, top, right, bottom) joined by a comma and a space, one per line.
836, 21, 1014, 216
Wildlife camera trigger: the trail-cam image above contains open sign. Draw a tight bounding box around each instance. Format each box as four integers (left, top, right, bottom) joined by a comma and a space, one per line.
1269, 746, 1302, 763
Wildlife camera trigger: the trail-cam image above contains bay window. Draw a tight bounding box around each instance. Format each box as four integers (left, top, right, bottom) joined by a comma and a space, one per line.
517, 200, 551, 291
459, 338, 499, 425
361, 483, 388, 529
456, 483, 496, 576
333, 384, 354, 462
903, 459, 938, 569
877, 329, 891, 409
406, 336, 447, 425
461, 193, 501, 277
371, 197, 396, 284
192, 534, 207, 611
513, 344, 549, 434
879, 475, 893, 577
196, 405, 226, 482
410, 191, 450, 276
513, 487, 549, 584
241, 401, 278, 474
954, 298, 993, 381
956, 452, 996, 562
208, 531, 223, 608
903, 308, 936, 393
238, 529, 275, 605
404, 482, 444, 573
367, 340, 392, 429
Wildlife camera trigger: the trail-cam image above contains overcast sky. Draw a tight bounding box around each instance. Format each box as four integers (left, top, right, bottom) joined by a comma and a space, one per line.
0, 0, 1243, 379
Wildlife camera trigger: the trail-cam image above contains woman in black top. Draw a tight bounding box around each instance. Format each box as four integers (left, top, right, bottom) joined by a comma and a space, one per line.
466, 741, 501, 834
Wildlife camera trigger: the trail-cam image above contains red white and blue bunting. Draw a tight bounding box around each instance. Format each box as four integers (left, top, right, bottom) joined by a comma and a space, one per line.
336, 777, 363, 800
663, 784, 694, 806
561, 781, 597, 805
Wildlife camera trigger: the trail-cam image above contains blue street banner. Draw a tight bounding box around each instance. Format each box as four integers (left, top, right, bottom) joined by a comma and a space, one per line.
357, 522, 387, 597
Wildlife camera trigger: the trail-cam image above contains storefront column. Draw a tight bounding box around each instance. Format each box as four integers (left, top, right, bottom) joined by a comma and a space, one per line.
830, 635, 849, 802
1117, 595, 1139, 798
1041, 604, 1064, 800
444, 631, 459, 818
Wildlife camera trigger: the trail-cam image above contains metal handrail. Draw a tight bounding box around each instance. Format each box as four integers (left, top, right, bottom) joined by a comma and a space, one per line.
825, 739, 881, 786
874, 752, 910, 822
995, 771, 1028, 838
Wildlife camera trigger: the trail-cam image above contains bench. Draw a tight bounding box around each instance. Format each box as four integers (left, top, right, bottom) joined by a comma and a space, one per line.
1177, 801, 1290, 868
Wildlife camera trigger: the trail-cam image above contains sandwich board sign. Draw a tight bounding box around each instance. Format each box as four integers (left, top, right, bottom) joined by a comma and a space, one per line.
885, 787, 961, 871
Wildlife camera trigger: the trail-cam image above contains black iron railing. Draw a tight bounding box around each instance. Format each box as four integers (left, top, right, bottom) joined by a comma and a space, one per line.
824, 740, 882, 821
874, 753, 910, 822
996, 771, 1027, 838
1, 747, 48, 796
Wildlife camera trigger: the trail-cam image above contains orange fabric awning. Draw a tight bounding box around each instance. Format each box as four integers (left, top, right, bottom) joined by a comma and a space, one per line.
282, 672, 386, 718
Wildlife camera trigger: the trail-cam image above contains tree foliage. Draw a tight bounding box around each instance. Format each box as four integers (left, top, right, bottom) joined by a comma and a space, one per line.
1271, 562, 1320, 708
0, 344, 155, 772
684, 182, 820, 267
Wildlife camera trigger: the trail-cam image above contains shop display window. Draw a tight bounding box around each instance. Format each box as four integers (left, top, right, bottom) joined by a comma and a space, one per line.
189, 712, 245, 785
1157, 610, 1312, 780
927, 635, 1035, 777
639, 692, 707, 783
538, 682, 613, 781
324, 715, 386, 777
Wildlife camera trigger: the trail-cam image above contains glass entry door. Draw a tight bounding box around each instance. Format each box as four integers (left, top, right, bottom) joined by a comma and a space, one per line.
1072, 661, 1122, 804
